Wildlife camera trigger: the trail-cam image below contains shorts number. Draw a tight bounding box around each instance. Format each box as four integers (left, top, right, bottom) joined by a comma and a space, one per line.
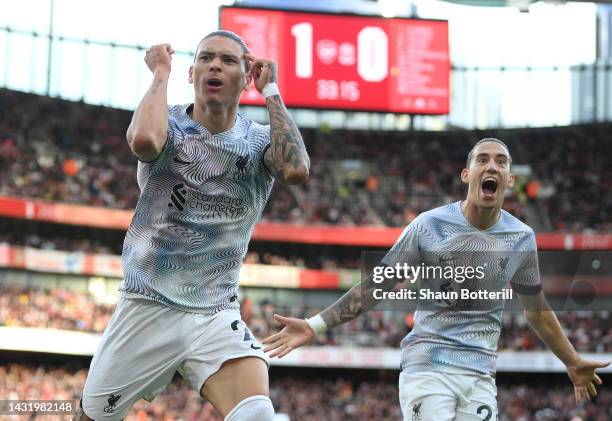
477, 405, 492, 421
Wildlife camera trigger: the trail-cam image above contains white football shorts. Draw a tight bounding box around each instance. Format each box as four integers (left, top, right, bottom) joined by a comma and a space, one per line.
399, 370, 498, 421
82, 294, 268, 420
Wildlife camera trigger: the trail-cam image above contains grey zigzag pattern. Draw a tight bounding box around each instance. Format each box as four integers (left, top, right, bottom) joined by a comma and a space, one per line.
120, 104, 274, 314
385, 201, 539, 376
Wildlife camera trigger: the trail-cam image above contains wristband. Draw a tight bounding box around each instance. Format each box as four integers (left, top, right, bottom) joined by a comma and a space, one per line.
306, 314, 327, 335
262, 82, 280, 98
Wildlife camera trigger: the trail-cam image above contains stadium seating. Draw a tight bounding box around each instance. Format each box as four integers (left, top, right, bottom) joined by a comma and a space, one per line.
2, 89, 611, 231
1, 364, 610, 420
1, 285, 610, 352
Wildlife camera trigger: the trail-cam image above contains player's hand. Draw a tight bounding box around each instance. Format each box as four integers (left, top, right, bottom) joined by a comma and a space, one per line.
145, 44, 175, 74
566, 359, 610, 404
245, 54, 278, 94
261, 314, 315, 358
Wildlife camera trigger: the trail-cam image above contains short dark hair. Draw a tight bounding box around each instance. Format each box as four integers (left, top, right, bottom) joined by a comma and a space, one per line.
466, 138, 512, 168
194, 30, 250, 72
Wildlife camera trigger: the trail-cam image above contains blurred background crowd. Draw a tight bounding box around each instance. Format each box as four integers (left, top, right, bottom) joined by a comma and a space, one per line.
2, 89, 610, 231
1, 363, 610, 421
1, 285, 611, 352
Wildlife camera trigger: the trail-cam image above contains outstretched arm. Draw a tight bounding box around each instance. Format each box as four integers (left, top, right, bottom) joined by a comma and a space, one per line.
262, 270, 398, 358
518, 292, 609, 403
246, 54, 310, 184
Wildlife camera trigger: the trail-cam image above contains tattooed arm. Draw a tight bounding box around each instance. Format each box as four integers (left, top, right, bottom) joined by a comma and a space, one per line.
126, 43, 174, 162
262, 269, 399, 358
264, 95, 310, 184
263, 223, 420, 358
247, 54, 310, 184
320, 269, 397, 329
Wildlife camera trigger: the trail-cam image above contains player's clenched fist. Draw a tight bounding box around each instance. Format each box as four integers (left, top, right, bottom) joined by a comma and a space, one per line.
245, 54, 278, 93
145, 44, 175, 74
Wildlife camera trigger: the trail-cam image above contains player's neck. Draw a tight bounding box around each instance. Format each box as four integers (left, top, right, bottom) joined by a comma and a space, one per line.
461, 199, 500, 230
191, 101, 238, 135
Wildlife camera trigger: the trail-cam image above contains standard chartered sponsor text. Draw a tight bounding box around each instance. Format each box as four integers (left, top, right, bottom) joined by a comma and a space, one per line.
187, 191, 246, 216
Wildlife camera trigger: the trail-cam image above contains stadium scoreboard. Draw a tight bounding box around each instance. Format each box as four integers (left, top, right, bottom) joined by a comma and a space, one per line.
220, 7, 450, 114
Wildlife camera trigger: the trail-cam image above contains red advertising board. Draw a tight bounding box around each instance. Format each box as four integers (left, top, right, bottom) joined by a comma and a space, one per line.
220, 7, 450, 114
2, 196, 611, 250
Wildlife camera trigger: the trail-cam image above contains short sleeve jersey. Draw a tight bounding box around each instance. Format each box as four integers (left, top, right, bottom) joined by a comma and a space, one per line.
382, 201, 541, 376
120, 104, 274, 314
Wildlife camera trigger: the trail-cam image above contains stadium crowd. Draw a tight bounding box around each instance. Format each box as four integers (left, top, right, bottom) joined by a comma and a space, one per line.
1, 89, 610, 231
1, 285, 611, 352
0, 232, 358, 269
0, 90, 137, 209
0, 286, 115, 333
0, 233, 115, 255
0, 363, 610, 420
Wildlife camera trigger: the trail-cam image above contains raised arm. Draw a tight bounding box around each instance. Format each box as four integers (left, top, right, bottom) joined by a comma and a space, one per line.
126, 43, 174, 162
518, 292, 609, 403
246, 54, 310, 184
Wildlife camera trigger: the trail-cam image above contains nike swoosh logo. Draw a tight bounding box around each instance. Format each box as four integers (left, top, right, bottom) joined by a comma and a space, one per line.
250, 344, 262, 350
173, 156, 192, 164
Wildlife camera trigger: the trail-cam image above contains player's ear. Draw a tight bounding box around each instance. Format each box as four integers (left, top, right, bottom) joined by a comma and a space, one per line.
461, 168, 470, 185
507, 173, 516, 188
188, 65, 194, 84
244, 72, 252, 91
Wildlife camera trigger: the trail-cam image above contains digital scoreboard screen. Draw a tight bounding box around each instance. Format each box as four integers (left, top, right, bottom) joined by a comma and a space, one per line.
220, 7, 450, 114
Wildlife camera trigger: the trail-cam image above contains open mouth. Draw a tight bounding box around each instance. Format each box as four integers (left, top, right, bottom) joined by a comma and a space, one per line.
481, 177, 498, 196
206, 78, 223, 88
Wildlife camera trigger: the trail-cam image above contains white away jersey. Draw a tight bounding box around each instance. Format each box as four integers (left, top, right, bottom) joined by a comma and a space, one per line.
383, 201, 541, 376
120, 104, 274, 314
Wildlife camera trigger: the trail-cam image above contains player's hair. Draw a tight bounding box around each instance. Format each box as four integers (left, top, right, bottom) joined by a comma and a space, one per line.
195, 30, 250, 72
466, 138, 512, 168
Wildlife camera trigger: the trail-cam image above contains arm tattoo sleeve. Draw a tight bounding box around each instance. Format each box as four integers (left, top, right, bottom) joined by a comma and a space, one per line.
264, 95, 310, 182
319, 270, 397, 330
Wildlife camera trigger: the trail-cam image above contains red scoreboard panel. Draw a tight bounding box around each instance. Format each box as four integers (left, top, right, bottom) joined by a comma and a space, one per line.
220, 7, 450, 114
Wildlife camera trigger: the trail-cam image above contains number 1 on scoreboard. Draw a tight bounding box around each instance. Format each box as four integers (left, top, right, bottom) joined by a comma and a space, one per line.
291, 22, 313, 78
